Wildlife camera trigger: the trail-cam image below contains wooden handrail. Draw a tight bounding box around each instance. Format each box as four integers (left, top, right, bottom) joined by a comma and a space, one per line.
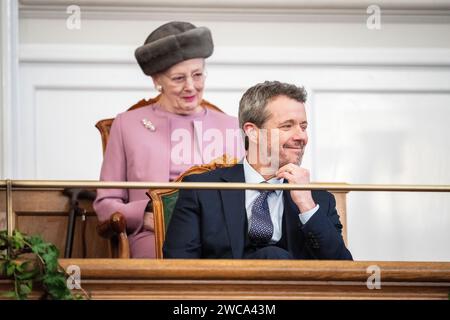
56, 259, 450, 282
1, 180, 450, 192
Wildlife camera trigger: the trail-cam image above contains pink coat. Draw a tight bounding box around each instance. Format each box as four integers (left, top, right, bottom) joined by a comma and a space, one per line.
94, 103, 244, 258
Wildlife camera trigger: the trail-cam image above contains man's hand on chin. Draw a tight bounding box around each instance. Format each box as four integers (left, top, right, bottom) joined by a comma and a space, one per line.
276, 163, 316, 213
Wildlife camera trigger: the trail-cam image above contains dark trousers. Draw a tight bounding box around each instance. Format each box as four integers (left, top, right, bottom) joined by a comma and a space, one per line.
243, 245, 293, 260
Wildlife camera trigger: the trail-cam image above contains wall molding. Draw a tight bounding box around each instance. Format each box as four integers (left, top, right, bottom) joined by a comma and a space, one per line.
18, 0, 450, 22
1, 0, 19, 179
19, 44, 450, 67
16, 41, 450, 179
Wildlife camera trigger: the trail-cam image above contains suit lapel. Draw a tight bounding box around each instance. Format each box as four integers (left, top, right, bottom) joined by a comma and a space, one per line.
220, 164, 246, 258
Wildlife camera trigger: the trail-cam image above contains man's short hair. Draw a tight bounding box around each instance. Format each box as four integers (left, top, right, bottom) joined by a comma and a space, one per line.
238, 80, 308, 130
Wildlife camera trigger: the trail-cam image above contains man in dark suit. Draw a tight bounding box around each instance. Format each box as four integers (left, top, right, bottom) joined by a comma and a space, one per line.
164, 81, 352, 260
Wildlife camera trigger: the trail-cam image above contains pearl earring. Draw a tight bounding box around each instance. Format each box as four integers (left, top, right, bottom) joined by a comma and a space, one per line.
156, 85, 162, 92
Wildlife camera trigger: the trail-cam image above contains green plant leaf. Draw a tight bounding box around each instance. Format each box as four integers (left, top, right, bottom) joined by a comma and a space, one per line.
0, 230, 89, 300
16, 269, 38, 280
11, 230, 25, 250
0, 233, 7, 249
6, 261, 17, 277
16, 260, 33, 273
19, 282, 32, 295
42, 252, 59, 273
0, 261, 7, 275
43, 274, 73, 300
30, 243, 49, 255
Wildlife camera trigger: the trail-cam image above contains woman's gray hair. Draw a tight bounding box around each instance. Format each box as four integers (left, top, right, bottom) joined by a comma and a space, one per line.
238, 80, 308, 130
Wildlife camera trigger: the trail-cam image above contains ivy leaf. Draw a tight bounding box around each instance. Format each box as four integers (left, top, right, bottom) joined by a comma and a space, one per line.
11, 230, 25, 250
27, 235, 44, 246
43, 275, 67, 294
19, 282, 32, 296
43, 273, 72, 300
0, 261, 7, 275
42, 251, 59, 273
5, 261, 17, 277
16, 269, 38, 280
15, 260, 33, 273
30, 243, 49, 256
0, 230, 88, 300
0, 232, 7, 249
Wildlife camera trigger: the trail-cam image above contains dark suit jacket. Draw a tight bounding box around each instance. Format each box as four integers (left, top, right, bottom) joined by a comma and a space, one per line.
163, 164, 352, 260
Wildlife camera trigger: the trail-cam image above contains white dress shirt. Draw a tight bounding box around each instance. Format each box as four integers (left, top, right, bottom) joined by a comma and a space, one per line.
243, 157, 319, 243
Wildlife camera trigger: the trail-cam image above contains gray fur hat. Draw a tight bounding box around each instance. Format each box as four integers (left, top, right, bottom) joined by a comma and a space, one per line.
135, 21, 214, 76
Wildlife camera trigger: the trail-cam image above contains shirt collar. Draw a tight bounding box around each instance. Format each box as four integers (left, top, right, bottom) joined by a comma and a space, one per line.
243, 157, 284, 195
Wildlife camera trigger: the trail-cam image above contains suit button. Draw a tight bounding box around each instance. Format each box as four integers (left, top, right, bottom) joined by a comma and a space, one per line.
308, 234, 320, 249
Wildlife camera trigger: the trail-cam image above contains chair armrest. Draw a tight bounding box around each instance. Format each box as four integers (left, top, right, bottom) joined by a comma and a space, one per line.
96, 212, 130, 259
96, 212, 127, 238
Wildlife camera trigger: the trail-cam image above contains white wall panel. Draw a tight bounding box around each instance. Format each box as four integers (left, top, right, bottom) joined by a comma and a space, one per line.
34, 88, 146, 179
313, 91, 450, 261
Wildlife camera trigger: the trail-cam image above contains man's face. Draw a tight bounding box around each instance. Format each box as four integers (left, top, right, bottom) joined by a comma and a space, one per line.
259, 95, 308, 169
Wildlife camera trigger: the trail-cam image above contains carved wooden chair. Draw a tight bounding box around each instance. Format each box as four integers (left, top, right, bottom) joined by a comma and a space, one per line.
95, 95, 224, 258
149, 155, 349, 259
149, 154, 239, 259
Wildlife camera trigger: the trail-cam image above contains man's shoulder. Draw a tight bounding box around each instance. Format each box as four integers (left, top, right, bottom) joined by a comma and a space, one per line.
182, 164, 242, 182
311, 189, 335, 203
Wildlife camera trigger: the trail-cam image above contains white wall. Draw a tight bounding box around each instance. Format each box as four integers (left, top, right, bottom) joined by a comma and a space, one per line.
7, 0, 450, 261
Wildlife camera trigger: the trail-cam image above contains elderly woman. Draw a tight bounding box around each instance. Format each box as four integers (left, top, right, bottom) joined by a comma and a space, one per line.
94, 21, 243, 258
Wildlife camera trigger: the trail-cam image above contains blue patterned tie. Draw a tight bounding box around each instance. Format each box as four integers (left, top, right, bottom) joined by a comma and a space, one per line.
249, 189, 274, 244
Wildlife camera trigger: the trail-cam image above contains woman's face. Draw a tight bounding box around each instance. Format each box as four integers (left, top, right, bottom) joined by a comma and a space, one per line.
153, 58, 206, 115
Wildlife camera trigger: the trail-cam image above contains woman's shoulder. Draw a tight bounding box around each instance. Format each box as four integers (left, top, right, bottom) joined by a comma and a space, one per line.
206, 108, 238, 122
115, 103, 155, 121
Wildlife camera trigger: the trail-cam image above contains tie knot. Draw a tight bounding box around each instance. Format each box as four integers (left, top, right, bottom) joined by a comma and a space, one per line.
259, 182, 275, 196
260, 189, 273, 196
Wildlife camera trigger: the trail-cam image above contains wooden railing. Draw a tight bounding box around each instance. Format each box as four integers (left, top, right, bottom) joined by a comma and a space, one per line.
1, 180, 449, 300
2, 179, 450, 191
2, 259, 449, 299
